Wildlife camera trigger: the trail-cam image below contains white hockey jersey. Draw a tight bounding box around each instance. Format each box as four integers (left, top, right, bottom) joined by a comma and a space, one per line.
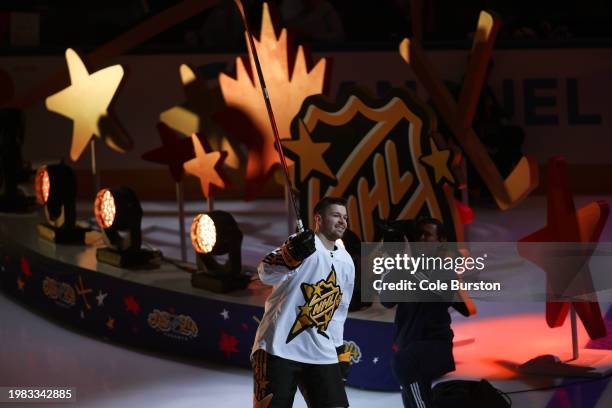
252, 234, 355, 364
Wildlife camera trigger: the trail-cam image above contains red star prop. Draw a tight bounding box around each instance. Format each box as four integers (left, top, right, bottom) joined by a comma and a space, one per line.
124, 295, 141, 315
219, 332, 239, 358
517, 156, 608, 340
20, 256, 32, 278
141, 122, 195, 182
183, 133, 229, 198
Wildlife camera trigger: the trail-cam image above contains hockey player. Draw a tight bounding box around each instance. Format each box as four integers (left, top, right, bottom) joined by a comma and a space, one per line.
252, 197, 355, 408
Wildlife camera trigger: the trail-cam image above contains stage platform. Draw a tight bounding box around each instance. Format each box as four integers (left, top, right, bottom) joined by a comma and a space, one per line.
1, 197, 612, 399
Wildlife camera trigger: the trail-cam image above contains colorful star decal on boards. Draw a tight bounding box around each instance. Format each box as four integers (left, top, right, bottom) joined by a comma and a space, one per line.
75, 275, 92, 310
217, 2, 327, 199
141, 122, 195, 182
20, 256, 31, 278
96, 290, 108, 306
220, 309, 230, 320
287, 267, 343, 343
45, 48, 129, 161
517, 156, 608, 340
106, 317, 115, 330
183, 133, 229, 198
282, 120, 335, 183
16, 278, 25, 291
124, 295, 141, 314
420, 138, 455, 184
219, 332, 239, 358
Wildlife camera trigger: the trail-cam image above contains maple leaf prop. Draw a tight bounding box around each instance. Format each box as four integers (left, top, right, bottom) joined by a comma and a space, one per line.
218, 2, 328, 199
124, 295, 141, 314
219, 332, 239, 358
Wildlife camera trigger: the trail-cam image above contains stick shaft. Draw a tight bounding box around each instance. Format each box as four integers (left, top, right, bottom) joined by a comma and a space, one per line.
234, 0, 303, 232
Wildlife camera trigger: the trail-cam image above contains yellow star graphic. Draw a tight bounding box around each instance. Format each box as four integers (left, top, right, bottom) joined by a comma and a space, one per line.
420, 138, 455, 184
256, 378, 270, 392
16, 278, 25, 291
314, 284, 323, 296
281, 120, 336, 183
299, 304, 311, 316
45, 48, 125, 161
183, 133, 227, 198
106, 317, 115, 330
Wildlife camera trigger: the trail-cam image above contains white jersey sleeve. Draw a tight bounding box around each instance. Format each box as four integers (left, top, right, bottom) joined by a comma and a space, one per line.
258, 247, 296, 286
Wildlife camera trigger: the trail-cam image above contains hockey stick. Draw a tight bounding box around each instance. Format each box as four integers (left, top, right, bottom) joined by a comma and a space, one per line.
233, 0, 304, 232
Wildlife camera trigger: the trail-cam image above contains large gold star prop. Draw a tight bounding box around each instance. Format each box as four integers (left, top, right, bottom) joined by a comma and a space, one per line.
183, 133, 228, 198
420, 138, 455, 184
282, 120, 335, 183
45, 48, 126, 161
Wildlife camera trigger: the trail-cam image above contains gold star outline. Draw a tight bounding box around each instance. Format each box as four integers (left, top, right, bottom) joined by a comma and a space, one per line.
282, 120, 336, 183
420, 138, 455, 184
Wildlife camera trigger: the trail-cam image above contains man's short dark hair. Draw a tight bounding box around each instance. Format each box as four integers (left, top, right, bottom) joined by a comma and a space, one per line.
416, 217, 446, 241
313, 197, 347, 216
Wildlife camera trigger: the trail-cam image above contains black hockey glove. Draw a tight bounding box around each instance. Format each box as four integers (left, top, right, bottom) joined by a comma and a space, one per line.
281, 229, 316, 268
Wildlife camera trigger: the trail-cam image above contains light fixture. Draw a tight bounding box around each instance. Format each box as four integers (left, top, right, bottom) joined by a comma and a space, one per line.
35, 162, 87, 243
189, 210, 249, 293
94, 186, 160, 267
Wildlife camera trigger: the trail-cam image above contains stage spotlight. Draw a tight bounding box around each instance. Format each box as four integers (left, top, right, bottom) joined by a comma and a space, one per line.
189, 210, 249, 293
35, 163, 88, 243
94, 186, 160, 267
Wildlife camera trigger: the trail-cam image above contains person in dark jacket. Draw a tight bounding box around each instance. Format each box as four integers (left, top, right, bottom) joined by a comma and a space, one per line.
381, 218, 456, 408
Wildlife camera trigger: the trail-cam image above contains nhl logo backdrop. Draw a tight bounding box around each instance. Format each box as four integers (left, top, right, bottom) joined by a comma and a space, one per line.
283, 86, 464, 242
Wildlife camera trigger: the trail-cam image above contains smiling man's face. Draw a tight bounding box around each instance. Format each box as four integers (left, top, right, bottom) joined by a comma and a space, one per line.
315, 204, 348, 241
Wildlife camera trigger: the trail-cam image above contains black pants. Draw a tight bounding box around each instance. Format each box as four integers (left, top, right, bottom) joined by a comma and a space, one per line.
392, 340, 455, 408
252, 349, 349, 408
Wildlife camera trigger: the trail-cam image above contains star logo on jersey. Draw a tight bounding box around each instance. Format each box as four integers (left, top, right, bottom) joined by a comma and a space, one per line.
286, 267, 343, 343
